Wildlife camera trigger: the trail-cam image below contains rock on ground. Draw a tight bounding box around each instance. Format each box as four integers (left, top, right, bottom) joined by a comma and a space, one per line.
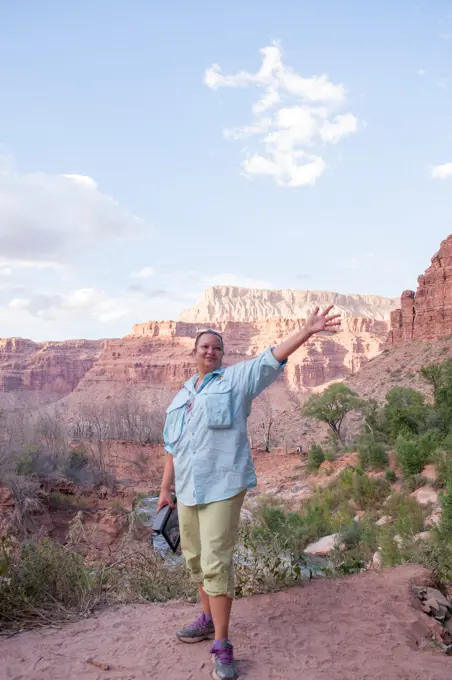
304, 533, 338, 555
1, 565, 450, 680
410, 486, 439, 507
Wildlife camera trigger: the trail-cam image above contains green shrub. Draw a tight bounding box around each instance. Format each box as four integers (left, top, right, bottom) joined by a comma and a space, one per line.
15, 446, 56, 477
307, 445, 325, 472
385, 468, 397, 483
335, 467, 389, 510
48, 491, 90, 511
403, 474, 426, 493
439, 484, 452, 536
335, 517, 378, 570
417, 430, 443, 459
384, 493, 425, 537
401, 531, 452, 585
379, 528, 402, 567
383, 387, 430, 442
357, 435, 388, 471
434, 450, 452, 487
395, 434, 428, 476
0, 537, 102, 629
66, 447, 89, 472
234, 523, 305, 598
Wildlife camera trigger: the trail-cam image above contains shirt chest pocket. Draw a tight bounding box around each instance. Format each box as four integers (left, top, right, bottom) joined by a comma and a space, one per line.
204, 388, 232, 429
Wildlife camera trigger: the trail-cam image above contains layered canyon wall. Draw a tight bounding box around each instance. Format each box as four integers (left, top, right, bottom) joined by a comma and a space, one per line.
388, 235, 452, 345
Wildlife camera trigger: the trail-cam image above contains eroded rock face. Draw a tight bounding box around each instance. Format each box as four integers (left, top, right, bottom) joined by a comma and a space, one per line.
179, 286, 398, 323
0, 337, 102, 394
388, 235, 452, 344
126, 317, 389, 392
0, 314, 390, 415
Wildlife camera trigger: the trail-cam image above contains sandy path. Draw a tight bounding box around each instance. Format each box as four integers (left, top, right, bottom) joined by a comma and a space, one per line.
1, 565, 449, 680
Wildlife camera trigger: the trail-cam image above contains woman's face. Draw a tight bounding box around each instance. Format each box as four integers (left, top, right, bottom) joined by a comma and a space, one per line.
194, 333, 224, 374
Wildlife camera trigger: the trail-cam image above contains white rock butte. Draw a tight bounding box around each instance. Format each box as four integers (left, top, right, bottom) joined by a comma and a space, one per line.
178, 286, 399, 323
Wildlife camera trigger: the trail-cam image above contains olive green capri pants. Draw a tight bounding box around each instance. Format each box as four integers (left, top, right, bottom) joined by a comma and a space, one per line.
177, 490, 246, 599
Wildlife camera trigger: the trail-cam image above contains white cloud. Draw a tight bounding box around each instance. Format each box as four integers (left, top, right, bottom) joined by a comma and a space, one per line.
0, 166, 148, 266
0, 266, 278, 340
130, 266, 154, 279
7, 287, 130, 324
416, 68, 426, 76
204, 43, 358, 187
0, 267, 12, 277
430, 162, 452, 180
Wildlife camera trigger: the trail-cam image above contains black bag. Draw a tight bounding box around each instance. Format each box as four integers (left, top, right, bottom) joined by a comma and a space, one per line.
152, 499, 180, 553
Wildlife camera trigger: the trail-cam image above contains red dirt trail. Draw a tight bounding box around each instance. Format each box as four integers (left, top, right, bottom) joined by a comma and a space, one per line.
1, 565, 450, 680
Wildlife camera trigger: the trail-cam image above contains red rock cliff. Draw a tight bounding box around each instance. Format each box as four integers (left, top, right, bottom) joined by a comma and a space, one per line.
388, 235, 452, 345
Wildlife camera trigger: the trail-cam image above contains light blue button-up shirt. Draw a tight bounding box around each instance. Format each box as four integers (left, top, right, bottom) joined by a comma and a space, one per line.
163, 347, 287, 506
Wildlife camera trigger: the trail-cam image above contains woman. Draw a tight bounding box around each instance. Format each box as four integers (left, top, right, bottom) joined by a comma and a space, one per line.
158, 305, 340, 680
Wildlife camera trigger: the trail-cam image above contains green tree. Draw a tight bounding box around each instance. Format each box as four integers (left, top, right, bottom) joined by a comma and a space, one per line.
419, 359, 452, 433
382, 387, 430, 442
361, 398, 388, 441
420, 362, 450, 402
302, 384, 362, 443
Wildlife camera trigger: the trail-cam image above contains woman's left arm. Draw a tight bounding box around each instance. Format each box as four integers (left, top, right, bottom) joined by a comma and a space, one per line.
272, 306, 341, 363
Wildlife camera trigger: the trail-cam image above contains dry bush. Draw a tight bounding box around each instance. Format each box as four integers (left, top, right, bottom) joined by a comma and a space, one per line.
0, 536, 103, 632
8, 476, 48, 536
70, 397, 167, 445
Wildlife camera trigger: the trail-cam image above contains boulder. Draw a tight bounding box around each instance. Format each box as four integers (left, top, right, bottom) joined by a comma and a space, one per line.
369, 550, 382, 570
410, 486, 439, 507
304, 534, 338, 556
375, 515, 392, 527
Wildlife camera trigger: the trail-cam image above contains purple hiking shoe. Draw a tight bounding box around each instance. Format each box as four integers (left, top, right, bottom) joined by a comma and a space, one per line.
176, 612, 215, 643
211, 639, 238, 680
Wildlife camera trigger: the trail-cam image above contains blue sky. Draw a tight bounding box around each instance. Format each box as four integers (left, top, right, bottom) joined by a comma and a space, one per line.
0, 0, 451, 340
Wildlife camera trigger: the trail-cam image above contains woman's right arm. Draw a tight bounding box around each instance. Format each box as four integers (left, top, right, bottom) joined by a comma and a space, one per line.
157, 454, 175, 511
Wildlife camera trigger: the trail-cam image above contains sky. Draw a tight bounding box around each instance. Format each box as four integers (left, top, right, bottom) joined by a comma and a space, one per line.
0, 0, 451, 341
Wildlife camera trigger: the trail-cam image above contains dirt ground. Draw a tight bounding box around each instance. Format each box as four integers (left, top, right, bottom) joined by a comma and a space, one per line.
1, 565, 451, 680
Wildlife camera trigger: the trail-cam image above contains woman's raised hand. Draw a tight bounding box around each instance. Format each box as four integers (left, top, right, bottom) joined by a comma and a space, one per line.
305, 306, 341, 335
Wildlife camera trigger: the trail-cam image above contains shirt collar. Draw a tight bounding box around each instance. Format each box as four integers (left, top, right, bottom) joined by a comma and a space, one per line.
184, 367, 225, 394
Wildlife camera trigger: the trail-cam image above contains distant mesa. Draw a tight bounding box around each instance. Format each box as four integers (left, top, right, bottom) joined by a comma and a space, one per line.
178, 286, 399, 324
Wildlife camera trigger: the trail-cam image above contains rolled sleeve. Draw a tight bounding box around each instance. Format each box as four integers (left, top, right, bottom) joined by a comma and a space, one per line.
232, 347, 287, 401
163, 419, 174, 455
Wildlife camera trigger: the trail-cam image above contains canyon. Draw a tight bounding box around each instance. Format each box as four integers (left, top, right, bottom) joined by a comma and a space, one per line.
2, 232, 452, 446
0, 289, 394, 418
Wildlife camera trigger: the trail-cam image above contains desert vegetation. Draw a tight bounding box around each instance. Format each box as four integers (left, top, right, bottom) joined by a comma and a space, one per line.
3, 359, 452, 632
